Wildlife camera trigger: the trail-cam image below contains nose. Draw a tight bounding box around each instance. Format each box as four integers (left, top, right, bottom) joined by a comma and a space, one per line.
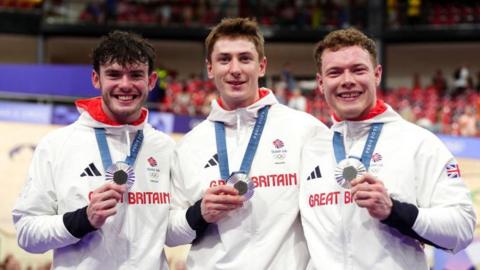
119, 75, 131, 89
341, 70, 355, 88
228, 59, 241, 76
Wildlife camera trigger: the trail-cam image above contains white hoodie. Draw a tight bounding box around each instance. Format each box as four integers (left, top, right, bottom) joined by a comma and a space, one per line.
167, 89, 330, 269
13, 97, 175, 270
300, 101, 476, 270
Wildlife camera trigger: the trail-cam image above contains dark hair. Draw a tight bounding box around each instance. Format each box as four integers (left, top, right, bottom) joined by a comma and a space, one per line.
205, 17, 265, 62
92, 30, 156, 73
313, 28, 377, 72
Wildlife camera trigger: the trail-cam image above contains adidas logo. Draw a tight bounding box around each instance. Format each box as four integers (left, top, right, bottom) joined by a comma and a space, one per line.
204, 154, 219, 168
307, 165, 322, 180
80, 163, 102, 177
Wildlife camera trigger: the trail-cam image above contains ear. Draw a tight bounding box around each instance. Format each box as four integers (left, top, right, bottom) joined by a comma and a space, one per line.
92, 70, 101, 89
316, 72, 324, 95
206, 59, 214, 79
148, 71, 158, 91
374, 64, 383, 87
258, 56, 267, 78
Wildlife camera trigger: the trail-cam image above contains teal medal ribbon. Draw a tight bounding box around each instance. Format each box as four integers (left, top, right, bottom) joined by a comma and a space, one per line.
95, 128, 144, 189
332, 123, 383, 188
214, 106, 270, 200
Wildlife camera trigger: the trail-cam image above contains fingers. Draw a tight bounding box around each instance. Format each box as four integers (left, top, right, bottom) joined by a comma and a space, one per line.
349, 175, 393, 220
91, 182, 126, 203
206, 185, 240, 196
201, 186, 245, 223
204, 185, 244, 207
95, 182, 127, 195
87, 182, 126, 228
350, 173, 379, 187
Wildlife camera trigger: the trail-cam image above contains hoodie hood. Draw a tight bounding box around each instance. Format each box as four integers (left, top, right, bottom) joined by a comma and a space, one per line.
207, 88, 278, 127
331, 101, 401, 139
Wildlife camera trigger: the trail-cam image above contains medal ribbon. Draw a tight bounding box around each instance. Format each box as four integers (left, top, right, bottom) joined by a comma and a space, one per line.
214, 106, 270, 180
332, 123, 383, 170
94, 128, 144, 172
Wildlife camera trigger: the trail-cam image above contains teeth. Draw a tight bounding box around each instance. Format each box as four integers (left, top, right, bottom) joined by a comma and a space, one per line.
339, 92, 360, 98
118, 96, 133, 101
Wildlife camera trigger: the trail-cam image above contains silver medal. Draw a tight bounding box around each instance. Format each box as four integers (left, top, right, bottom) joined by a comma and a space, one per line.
226, 171, 254, 200
334, 158, 366, 188
106, 161, 135, 189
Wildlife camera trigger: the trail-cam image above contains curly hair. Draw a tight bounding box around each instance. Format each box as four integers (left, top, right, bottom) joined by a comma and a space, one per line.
92, 30, 156, 73
205, 17, 265, 62
313, 28, 377, 72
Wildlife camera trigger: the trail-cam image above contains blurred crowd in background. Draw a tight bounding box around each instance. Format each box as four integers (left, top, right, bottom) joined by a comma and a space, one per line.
150, 65, 480, 137
1, 1, 479, 138
1, 0, 480, 29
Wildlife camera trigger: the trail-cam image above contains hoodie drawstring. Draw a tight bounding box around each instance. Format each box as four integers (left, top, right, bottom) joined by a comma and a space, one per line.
125, 130, 131, 157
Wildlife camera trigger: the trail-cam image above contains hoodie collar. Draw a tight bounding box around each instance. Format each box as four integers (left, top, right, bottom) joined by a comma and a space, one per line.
75, 97, 147, 130
331, 102, 401, 135
207, 88, 278, 126
333, 99, 387, 122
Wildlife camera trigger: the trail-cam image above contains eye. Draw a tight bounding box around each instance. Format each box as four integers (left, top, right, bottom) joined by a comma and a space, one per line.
130, 72, 145, 79
106, 71, 122, 79
326, 69, 342, 78
353, 67, 367, 74
239, 55, 252, 63
216, 55, 230, 64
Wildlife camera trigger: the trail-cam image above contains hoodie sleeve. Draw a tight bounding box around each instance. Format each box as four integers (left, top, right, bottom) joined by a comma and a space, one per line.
405, 135, 475, 253
12, 139, 81, 253
165, 149, 198, 246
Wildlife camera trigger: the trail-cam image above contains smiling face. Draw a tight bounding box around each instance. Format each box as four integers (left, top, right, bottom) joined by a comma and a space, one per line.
207, 37, 267, 110
317, 45, 382, 120
92, 61, 157, 124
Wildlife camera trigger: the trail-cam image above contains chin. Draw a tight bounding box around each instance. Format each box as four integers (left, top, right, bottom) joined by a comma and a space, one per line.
337, 110, 362, 120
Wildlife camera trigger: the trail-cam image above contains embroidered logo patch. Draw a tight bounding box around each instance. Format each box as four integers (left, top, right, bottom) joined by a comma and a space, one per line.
371, 152, 382, 163
148, 157, 158, 167
273, 139, 284, 149
80, 163, 102, 177
445, 162, 461, 179
204, 153, 219, 168
307, 165, 322, 180
271, 139, 287, 163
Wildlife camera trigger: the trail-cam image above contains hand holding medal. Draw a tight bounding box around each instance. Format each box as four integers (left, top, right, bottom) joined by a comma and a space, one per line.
90, 128, 143, 228
350, 173, 393, 220
201, 185, 244, 223
86, 182, 127, 228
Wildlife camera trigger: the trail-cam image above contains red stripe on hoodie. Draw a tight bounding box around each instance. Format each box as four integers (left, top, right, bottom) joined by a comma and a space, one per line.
333, 99, 387, 122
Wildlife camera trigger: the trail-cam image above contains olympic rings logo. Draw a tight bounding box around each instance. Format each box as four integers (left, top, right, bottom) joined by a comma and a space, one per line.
272, 153, 286, 159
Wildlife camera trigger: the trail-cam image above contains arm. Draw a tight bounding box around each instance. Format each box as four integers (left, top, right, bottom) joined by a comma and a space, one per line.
380, 167, 476, 253
13, 141, 126, 253
409, 153, 476, 253
352, 141, 476, 253
12, 143, 80, 253
166, 150, 243, 247
165, 150, 199, 247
